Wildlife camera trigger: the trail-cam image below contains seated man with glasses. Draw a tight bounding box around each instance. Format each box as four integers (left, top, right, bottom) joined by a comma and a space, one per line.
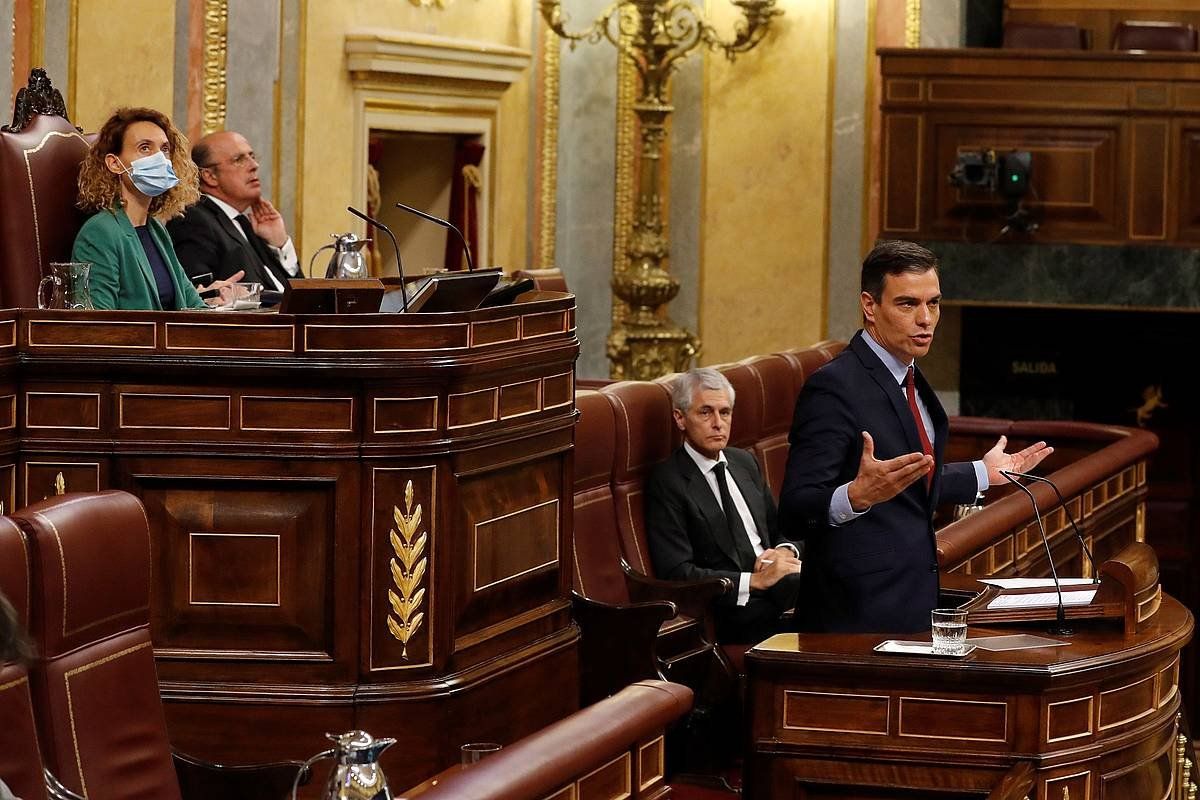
167, 131, 302, 291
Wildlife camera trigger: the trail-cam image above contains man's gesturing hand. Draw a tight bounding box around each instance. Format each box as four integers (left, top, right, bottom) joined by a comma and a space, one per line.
982, 435, 1053, 486
846, 431, 932, 512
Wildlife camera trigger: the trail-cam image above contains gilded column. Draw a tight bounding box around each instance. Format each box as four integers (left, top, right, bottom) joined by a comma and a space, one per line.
202, 0, 227, 136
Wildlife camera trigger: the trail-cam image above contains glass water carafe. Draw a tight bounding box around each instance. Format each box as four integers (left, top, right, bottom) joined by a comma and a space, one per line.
37, 262, 94, 310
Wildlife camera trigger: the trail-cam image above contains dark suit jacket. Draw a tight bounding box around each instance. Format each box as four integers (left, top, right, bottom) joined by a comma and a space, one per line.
779, 331, 978, 634
166, 195, 292, 287
646, 445, 800, 612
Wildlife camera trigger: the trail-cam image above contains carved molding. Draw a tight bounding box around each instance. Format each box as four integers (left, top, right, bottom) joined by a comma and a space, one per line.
202, 0, 228, 136
345, 30, 531, 91
3, 68, 72, 133
537, 24, 560, 269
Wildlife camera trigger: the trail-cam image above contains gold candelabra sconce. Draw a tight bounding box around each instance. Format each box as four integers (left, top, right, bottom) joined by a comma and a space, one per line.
539, 0, 782, 379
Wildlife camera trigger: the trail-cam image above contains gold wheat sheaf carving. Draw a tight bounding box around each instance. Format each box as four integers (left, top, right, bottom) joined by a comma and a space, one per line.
386, 481, 427, 658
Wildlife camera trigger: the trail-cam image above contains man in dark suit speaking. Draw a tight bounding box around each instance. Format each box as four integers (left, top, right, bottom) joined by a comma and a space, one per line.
167, 131, 301, 291
780, 240, 1052, 633
646, 368, 803, 644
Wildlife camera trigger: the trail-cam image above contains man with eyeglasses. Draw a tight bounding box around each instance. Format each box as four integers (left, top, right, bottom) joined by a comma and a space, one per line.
167, 131, 301, 291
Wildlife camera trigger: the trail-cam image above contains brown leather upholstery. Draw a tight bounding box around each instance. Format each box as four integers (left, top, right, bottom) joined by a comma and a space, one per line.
1112, 21, 1198, 52
0, 114, 92, 308
602, 381, 677, 575
511, 267, 569, 294
15, 492, 183, 800
1002, 22, 1088, 50
0, 516, 48, 800
407, 680, 693, 800
573, 391, 631, 605
739, 354, 798, 500
714, 362, 764, 452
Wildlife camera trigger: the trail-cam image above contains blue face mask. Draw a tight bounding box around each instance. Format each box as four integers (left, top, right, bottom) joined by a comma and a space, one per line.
118, 151, 179, 197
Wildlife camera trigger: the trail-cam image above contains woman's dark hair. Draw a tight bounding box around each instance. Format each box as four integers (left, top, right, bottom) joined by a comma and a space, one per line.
861, 240, 939, 301
0, 590, 33, 664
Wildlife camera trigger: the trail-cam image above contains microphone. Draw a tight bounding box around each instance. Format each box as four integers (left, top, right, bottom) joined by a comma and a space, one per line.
394, 202, 476, 272
347, 206, 407, 312
1002, 469, 1098, 584
1000, 470, 1071, 636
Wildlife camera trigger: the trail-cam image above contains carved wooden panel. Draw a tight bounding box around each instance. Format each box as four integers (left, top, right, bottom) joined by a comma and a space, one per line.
25, 318, 156, 350
879, 49, 1200, 246
782, 690, 890, 736
134, 470, 339, 659
163, 321, 295, 353
1045, 695, 1093, 744
303, 322, 470, 352
636, 736, 665, 794
0, 464, 14, 514
240, 395, 355, 432
1176, 123, 1200, 241
22, 460, 103, 505
372, 395, 439, 434
368, 465, 436, 672
1130, 119, 1170, 240
119, 392, 232, 432
499, 379, 541, 420
930, 120, 1121, 241
576, 753, 630, 800
24, 390, 101, 431
1042, 770, 1091, 800
448, 387, 498, 429
1098, 675, 1157, 731
454, 454, 566, 654
898, 697, 1009, 743
883, 114, 922, 232
470, 317, 519, 347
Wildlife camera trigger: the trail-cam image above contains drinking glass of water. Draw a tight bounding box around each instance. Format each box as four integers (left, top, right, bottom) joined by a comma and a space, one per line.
931, 608, 968, 655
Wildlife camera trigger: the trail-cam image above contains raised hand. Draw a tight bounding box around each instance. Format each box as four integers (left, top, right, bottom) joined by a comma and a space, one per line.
249, 199, 289, 248
846, 431, 932, 512
982, 435, 1053, 486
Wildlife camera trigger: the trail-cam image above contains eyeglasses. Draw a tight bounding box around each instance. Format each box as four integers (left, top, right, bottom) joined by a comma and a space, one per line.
202, 151, 257, 170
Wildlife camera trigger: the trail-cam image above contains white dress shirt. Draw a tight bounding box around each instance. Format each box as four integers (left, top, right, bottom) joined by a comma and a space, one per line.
204, 194, 301, 291
683, 441, 799, 606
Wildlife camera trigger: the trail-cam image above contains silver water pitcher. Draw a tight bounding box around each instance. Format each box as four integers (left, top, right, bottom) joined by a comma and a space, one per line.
322, 730, 396, 800
323, 233, 371, 280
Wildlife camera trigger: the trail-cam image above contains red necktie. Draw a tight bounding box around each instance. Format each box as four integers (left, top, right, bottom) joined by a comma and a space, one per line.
906, 366, 934, 490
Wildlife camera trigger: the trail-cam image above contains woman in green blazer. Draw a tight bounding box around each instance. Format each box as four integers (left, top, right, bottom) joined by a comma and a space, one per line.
73, 107, 240, 310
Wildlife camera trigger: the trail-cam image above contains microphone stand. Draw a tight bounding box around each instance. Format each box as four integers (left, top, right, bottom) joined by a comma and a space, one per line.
1004, 469, 1099, 585
1000, 470, 1072, 636
394, 202, 476, 272
347, 206, 407, 312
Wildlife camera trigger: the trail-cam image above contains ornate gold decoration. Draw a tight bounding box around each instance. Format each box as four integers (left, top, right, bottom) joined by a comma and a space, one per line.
202, 0, 229, 136
1134, 384, 1167, 427
537, 25, 561, 269
541, 0, 782, 379
386, 480, 427, 658
611, 6, 638, 335
905, 0, 921, 48
54, 472, 65, 496
408, 0, 452, 6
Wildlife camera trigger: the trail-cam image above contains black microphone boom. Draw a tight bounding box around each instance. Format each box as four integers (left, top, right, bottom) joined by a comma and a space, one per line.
1004, 469, 1098, 584
1001, 470, 1072, 636
347, 206, 407, 312
394, 202, 476, 272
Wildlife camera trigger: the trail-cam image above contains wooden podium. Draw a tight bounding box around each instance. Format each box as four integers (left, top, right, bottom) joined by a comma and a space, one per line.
745, 553, 1194, 799
0, 295, 579, 791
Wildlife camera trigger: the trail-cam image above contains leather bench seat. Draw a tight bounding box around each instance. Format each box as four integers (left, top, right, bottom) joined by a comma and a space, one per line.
570, 340, 847, 699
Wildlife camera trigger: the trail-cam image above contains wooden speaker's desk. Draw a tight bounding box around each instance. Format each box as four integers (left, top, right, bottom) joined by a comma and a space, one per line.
0, 296, 579, 788
745, 594, 1193, 799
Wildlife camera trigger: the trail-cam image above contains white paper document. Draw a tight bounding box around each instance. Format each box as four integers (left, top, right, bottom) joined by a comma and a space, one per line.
986, 589, 1097, 610
980, 577, 1097, 589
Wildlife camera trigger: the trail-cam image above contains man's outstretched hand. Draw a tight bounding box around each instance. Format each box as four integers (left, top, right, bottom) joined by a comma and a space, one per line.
846, 431, 932, 512
982, 435, 1053, 486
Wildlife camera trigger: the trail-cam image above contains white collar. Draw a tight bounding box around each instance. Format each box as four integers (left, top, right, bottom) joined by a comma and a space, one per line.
204, 193, 249, 221
861, 329, 913, 386
683, 439, 728, 474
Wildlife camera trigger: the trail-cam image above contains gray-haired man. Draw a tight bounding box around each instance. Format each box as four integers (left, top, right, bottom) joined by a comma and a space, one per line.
645, 368, 803, 644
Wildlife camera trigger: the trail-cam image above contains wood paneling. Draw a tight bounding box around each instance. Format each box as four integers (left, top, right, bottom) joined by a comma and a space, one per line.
879, 48, 1200, 245
0, 301, 580, 793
